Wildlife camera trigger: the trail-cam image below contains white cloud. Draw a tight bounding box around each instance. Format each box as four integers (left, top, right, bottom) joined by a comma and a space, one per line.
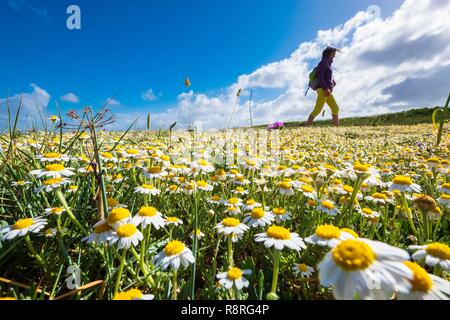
141, 89, 158, 101
137, 0, 450, 130
61, 92, 79, 103
107, 98, 120, 106
7, 0, 49, 22
0, 83, 51, 129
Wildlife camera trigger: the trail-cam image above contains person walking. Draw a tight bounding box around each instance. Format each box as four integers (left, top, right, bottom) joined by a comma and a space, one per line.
304, 46, 340, 126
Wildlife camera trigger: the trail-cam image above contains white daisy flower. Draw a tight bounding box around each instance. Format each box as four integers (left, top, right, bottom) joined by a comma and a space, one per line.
409, 243, 450, 272
107, 207, 132, 229
318, 238, 413, 300
11, 180, 32, 187
143, 166, 168, 179
132, 206, 165, 230
398, 261, 450, 300
134, 184, 161, 196
191, 159, 214, 173
113, 288, 154, 300
271, 207, 291, 223
44, 207, 66, 216
242, 199, 262, 211
294, 263, 314, 278
243, 208, 275, 228
109, 222, 143, 249
217, 267, 252, 290
298, 184, 317, 199
196, 180, 214, 191
1, 217, 47, 240
364, 192, 394, 205
437, 183, 450, 194
254, 225, 306, 251
190, 229, 205, 240
388, 175, 421, 193
30, 164, 75, 179
232, 186, 249, 196
99, 152, 118, 163
214, 217, 249, 236
164, 216, 183, 226
316, 200, 340, 216
232, 175, 251, 186
305, 224, 354, 247
153, 240, 195, 271
122, 149, 142, 159
359, 207, 381, 219
207, 195, 222, 205
35, 177, 71, 193
37, 152, 71, 163
437, 194, 450, 207
276, 181, 295, 196
222, 197, 243, 207
83, 220, 114, 244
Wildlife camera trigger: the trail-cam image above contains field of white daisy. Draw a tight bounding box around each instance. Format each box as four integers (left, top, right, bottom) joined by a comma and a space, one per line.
1, 109, 450, 300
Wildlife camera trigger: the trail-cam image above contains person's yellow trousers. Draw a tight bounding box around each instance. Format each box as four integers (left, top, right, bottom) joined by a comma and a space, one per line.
310, 88, 340, 117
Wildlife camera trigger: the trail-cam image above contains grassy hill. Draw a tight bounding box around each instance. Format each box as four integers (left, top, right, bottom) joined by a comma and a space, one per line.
258, 107, 444, 128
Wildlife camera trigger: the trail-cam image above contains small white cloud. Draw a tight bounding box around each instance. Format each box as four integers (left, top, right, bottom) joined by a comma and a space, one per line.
107, 98, 120, 106
61, 92, 79, 103
141, 89, 158, 101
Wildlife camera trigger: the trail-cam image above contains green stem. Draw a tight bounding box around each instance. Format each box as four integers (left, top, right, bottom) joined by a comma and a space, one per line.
55, 189, 87, 235
24, 234, 45, 268
401, 193, 419, 238
114, 248, 127, 296
270, 249, 281, 295
172, 270, 178, 300
227, 235, 234, 268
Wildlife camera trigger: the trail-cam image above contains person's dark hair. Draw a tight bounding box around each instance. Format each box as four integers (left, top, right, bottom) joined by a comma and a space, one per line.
322, 46, 338, 59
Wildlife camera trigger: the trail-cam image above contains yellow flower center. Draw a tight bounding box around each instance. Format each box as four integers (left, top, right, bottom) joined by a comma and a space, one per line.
51, 207, 64, 214
164, 240, 185, 256
246, 199, 256, 205
228, 198, 240, 205
94, 222, 111, 234
101, 152, 113, 159
278, 181, 292, 189
426, 243, 450, 260
343, 185, 353, 193
44, 152, 61, 159
251, 208, 265, 219
197, 159, 209, 166
169, 185, 178, 191
222, 217, 240, 227
197, 180, 208, 187
108, 208, 131, 224
116, 224, 137, 238
315, 224, 341, 239
272, 207, 286, 215
441, 183, 450, 189
45, 164, 65, 171
277, 165, 287, 171
126, 149, 139, 155
298, 264, 308, 272
440, 194, 450, 200
321, 200, 334, 210
266, 226, 291, 240
427, 157, 441, 164
44, 177, 64, 185
362, 208, 373, 215
107, 197, 118, 207
372, 192, 387, 200
127, 289, 144, 299
13, 218, 34, 230
235, 187, 245, 192
148, 166, 161, 174
353, 163, 369, 172
210, 195, 221, 201
332, 240, 376, 271
227, 267, 243, 280
141, 184, 155, 189
392, 175, 413, 185
166, 217, 179, 223
404, 261, 432, 292
301, 184, 314, 193
138, 206, 158, 217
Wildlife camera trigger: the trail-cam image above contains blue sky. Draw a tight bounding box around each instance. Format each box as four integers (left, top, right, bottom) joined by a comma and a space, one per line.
1, 0, 449, 130
1, 0, 403, 114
